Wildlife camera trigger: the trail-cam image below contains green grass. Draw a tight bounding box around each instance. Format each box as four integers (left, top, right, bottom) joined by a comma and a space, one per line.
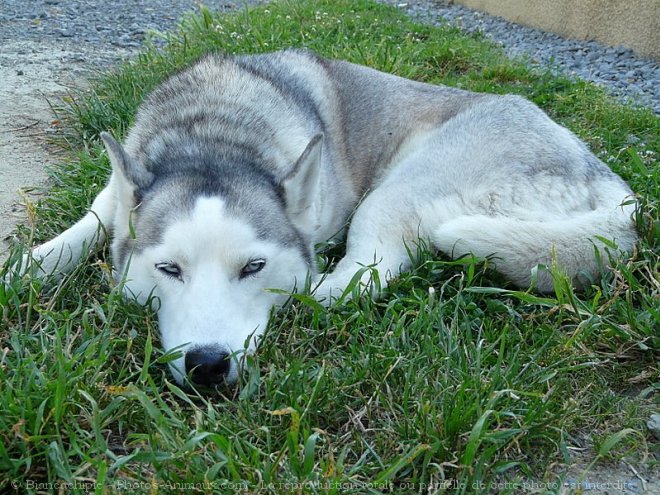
1, 0, 658, 493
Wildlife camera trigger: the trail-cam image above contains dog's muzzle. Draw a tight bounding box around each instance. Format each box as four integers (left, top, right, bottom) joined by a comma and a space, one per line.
184, 345, 231, 386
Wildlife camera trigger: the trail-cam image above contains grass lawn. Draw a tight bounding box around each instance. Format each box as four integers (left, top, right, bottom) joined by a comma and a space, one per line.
1, 0, 658, 493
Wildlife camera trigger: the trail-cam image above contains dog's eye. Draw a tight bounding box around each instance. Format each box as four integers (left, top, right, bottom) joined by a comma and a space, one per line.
155, 262, 183, 280
240, 259, 266, 278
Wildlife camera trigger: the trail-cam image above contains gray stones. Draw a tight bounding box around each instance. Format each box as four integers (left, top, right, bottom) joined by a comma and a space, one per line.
379, 0, 660, 113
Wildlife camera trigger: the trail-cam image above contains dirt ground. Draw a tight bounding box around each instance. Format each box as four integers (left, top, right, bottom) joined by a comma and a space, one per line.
1, 41, 62, 262
0, 39, 129, 264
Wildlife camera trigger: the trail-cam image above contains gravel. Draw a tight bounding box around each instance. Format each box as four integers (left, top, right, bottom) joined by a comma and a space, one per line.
0, 0, 657, 112
0, 0, 261, 47
0, 0, 265, 63
379, 0, 660, 113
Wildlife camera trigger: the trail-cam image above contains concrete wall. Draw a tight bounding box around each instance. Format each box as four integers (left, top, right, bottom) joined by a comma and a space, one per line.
455, 0, 660, 60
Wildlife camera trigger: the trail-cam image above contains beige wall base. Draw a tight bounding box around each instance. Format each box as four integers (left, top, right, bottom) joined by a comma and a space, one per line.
455, 0, 659, 60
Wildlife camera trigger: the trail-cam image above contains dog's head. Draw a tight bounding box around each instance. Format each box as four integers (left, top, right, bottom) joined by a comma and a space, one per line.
101, 132, 322, 388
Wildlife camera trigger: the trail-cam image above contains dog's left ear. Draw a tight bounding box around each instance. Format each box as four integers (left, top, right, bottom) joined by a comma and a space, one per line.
282, 134, 323, 234
101, 132, 154, 191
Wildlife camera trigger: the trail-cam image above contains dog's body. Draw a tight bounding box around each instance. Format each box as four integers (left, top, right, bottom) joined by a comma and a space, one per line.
27, 50, 637, 386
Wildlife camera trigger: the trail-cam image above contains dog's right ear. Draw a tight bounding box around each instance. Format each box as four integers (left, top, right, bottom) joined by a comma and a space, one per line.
101, 132, 154, 190
282, 134, 323, 235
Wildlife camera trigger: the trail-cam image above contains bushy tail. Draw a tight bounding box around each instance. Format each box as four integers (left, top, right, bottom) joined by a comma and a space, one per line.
432, 205, 637, 292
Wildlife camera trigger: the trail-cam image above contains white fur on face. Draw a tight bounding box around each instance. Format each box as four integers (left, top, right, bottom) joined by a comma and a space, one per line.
122, 196, 309, 384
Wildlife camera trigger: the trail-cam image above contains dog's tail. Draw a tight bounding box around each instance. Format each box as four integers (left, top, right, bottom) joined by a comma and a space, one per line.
431, 202, 638, 292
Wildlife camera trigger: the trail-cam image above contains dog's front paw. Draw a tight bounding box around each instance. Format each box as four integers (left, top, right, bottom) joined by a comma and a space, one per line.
13, 241, 72, 281
2, 245, 48, 290
313, 266, 379, 307
312, 276, 345, 307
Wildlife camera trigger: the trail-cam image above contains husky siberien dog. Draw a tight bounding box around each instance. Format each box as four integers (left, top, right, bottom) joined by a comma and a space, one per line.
24, 50, 637, 387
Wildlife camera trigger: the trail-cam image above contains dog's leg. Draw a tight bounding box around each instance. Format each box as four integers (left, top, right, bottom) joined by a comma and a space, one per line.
313, 185, 418, 305
27, 176, 118, 278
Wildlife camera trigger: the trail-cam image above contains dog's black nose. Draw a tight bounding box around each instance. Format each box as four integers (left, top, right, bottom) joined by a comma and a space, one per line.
184, 347, 230, 386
